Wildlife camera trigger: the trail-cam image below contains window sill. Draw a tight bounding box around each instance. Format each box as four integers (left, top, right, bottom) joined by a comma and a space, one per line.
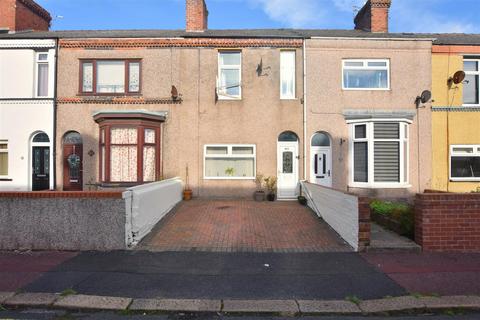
349, 183, 412, 189
450, 178, 480, 182
204, 177, 255, 181
342, 88, 391, 91
217, 98, 242, 101
77, 93, 142, 97
462, 104, 480, 108
98, 182, 150, 188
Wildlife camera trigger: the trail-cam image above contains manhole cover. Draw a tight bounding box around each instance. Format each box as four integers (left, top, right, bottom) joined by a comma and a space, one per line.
216, 206, 232, 210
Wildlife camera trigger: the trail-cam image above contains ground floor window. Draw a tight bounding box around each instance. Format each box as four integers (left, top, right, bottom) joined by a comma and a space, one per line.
350, 121, 409, 188
0, 141, 8, 176
204, 144, 256, 179
99, 125, 160, 184
450, 145, 480, 181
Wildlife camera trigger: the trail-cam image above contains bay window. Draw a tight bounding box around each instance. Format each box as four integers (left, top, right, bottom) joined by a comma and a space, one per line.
217, 52, 242, 100
80, 59, 141, 95
350, 121, 409, 188
204, 145, 255, 179
464, 58, 479, 105
343, 59, 390, 90
280, 51, 296, 99
0, 141, 8, 177
450, 145, 480, 181
99, 125, 160, 184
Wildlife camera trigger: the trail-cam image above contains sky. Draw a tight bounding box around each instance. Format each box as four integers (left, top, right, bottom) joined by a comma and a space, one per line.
36, 0, 480, 34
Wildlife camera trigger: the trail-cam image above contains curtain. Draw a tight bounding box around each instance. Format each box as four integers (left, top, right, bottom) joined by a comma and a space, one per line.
0, 152, 8, 176
37, 63, 49, 96
110, 128, 137, 182
143, 146, 156, 182
97, 61, 125, 93
280, 51, 295, 98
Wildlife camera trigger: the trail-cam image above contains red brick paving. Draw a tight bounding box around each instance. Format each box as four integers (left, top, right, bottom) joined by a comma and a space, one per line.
362, 253, 480, 296
0, 251, 77, 291
141, 200, 351, 252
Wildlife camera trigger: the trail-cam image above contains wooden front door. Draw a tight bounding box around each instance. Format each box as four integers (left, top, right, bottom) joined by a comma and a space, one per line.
63, 144, 83, 191
32, 146, 50, 191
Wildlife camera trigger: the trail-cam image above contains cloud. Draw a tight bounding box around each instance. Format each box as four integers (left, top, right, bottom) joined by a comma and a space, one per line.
247, 0, 323, 28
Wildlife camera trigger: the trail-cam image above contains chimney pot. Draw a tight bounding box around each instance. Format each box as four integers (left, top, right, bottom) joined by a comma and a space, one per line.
354, 0, 391, 33
186, 0, 208, 32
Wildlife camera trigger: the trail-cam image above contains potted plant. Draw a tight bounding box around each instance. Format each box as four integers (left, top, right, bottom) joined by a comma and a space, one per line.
183, 164, 193, 201
297, 184, 307, 205
254, 174, 265, 201
264, 176, 277, 201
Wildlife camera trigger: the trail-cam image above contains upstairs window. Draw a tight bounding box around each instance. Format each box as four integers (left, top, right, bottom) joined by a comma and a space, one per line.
0, 141, 8, 177
464, 59, 480, 105
343, 59, 390, 90
450, 145, 480, 181
80, 60, 141, 95
217, 52, 242, 100
350, 121, 409, 188
280, 51, 296, 99
36, 52, 49, 97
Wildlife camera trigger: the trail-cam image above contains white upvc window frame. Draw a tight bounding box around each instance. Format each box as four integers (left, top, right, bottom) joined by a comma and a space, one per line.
280, 50, 296, 100
217, 51, 242, 100
0, 140, 9, 178
342, 59, 390, 91
449, 144, 480, 181
348, 119, 411, 189
463, 57, 480, 107
35, 51, 50, 98
204, 144, 256, 180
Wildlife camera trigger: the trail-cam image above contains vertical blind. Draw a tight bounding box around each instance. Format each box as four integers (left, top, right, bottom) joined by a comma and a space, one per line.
280, 51, 295, 99
374, 123, 400, 182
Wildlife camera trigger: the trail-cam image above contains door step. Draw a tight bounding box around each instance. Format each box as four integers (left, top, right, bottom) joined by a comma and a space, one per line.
367, 223, 421, 253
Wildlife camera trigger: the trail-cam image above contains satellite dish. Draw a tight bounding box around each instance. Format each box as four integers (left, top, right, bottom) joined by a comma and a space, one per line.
420, 90, 432, 104
453, 71, 466, 84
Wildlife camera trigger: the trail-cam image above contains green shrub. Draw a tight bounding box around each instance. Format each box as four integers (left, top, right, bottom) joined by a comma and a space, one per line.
370, 199, 415, 238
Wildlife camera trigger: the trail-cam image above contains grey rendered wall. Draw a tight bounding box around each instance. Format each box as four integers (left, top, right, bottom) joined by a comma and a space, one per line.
0, 197, 126, 251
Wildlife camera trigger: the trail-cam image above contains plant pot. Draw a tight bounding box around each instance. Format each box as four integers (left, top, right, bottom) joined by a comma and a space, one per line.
267, 193, 276, 202
183, 189, 193, 201
254, 191, 265, 202
298, 196, 307, 206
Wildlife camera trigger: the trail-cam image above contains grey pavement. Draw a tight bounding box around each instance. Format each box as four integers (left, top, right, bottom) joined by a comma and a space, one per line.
22, 251, 405, 300
1, 309, 480, 320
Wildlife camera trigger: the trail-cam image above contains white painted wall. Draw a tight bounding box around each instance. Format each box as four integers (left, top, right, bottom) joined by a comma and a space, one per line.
301, 181, 359, 251
123, 178, 183, 247
0, 40, 56, 191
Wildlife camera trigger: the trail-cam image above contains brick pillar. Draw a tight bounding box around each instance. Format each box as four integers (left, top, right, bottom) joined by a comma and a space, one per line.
358, 197, 371, 251
186, 0, 208, 32
354, 0, 391, 33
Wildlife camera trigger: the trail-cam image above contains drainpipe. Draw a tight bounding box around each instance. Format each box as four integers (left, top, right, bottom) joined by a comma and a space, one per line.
302, 40, 308, 181
52, 38, 59, 190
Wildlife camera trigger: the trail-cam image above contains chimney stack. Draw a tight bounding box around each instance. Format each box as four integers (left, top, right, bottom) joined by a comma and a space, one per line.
0, 0, 51, 32
186, 0, 208, 32
354, 0, 391, 33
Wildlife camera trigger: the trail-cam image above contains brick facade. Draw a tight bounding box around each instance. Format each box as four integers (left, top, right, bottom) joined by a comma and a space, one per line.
0, 0, 51, 31
186, 0, 208, 32
354, 0, 391, 33
415, 193, 480, 253
358, 197, 372, 251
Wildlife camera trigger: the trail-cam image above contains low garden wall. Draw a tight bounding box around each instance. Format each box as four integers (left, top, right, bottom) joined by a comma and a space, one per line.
123, 178, 183, 247
415, 192, 480, 252
300, 182, 371, 251
0, 192, 126, 251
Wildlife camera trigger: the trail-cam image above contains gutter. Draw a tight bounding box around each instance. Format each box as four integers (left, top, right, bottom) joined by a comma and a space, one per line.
309, 36, 435, 42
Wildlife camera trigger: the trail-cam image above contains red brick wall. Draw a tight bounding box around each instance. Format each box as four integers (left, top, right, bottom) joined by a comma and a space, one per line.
358, 197, 372, 251
354, 0, 391, 33
415, 193, 480, 253
0, 0, 50, 31
186, 0, 208, 32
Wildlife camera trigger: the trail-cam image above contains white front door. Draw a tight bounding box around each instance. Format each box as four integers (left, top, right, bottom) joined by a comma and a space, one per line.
311, 147, 332, 187
277, 142, 299, 199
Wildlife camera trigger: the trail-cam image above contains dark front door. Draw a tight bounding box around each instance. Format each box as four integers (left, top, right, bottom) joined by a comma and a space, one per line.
63, 144, 83, 191
32, 146, 50, 191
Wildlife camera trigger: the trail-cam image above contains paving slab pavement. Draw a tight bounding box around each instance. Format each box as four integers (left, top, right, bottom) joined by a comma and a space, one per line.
54, 294, 132, 311
222, 299, 299, 313
3, 292, 58, 307
0, 291, 14, 303
359, 296, 425, 313
129, 298, 221, 312
297, 300, 361, 314
419, 296, 480, 309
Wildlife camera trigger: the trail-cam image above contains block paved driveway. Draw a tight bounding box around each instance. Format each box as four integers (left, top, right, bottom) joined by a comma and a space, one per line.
139, 199, 351, 253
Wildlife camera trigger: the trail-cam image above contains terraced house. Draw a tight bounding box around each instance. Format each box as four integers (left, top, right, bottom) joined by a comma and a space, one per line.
0, 0, 56, 191
431, 35, 480, 192
0, 0, 443, 199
